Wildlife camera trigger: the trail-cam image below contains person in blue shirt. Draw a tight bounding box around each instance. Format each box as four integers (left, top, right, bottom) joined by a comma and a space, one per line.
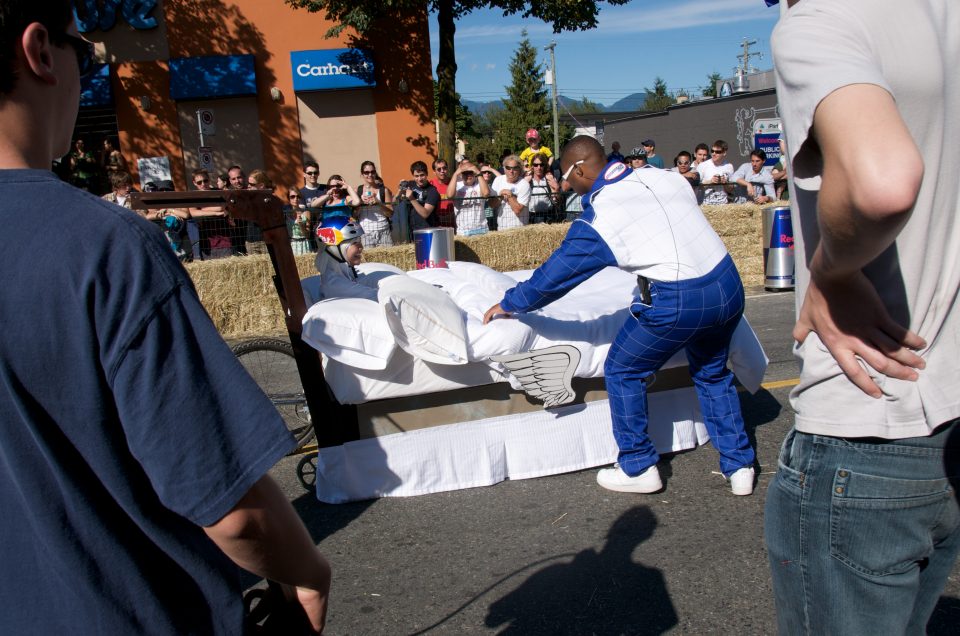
0, 4, 331, 632
484, 136, 756, 496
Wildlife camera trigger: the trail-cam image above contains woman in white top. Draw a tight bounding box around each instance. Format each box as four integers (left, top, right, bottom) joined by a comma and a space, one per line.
525, 152, 559, 223
446, 160, 490, 236
355, 160, 394, 247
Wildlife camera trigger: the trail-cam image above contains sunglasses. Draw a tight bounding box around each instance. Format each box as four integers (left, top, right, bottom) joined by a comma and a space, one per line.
362, 170, 377, 175
561, 159, 585, 181
62, 33, 95, 80
711, 149, 725, 154
194, 178, 209, 185
305, 170, 319, 176
289, 193, 301, 199
481, 171, 494, 176
504, 164, 521, 171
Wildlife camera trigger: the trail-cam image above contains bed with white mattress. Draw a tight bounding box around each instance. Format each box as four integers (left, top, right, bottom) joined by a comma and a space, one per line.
300, 261, 767, 503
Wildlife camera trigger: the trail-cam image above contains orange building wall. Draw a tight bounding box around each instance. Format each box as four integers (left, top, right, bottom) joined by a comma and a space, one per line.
113, 61, 186, 188
91, 0, 435, 187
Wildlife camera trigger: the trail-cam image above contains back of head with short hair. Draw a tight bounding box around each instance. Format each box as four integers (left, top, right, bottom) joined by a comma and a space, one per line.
0, 1, 74, 97
109, 170, 133, 190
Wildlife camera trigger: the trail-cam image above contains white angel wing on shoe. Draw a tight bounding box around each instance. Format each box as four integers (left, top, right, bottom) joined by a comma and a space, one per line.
490, 344, 582, 409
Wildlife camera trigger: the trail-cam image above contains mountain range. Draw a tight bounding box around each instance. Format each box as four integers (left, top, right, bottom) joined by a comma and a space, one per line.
462, 91, 652, 116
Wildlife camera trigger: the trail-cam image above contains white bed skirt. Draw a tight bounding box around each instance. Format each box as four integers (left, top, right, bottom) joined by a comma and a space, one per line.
314, 387, 709, 503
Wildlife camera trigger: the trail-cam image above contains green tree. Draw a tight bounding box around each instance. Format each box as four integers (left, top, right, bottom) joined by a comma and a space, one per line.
701, 72, 723, 98
495, 31, 550, 155
642, 76, 674, 112
285, 0, 632, 165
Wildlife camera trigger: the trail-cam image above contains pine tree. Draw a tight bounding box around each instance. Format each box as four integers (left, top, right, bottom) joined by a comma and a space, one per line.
642, 76, 674, 112
701, 72, 723, 98
496, 31, 551, 155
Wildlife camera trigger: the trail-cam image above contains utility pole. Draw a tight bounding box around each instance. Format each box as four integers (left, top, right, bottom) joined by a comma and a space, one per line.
737, 38, 762, 75
544, 41, 559, 157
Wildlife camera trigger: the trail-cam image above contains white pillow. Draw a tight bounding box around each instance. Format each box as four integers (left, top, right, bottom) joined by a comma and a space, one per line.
355, 262, 406, 289
301, 297, 397, 370
378, 275, 469, 365
447, 261, 518, 298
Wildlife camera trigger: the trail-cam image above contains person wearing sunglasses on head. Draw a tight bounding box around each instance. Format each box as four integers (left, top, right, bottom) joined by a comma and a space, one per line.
695, 140, 735, 205
488, 154, 531, 230
0, 2, 331, 633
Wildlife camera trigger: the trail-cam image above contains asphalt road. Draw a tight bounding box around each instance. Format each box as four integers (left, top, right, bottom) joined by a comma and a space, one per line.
265, 289, 960, 635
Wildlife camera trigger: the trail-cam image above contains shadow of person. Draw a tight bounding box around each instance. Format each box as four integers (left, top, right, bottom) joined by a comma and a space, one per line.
928, 595, 960, 634
485, 506, 677, 635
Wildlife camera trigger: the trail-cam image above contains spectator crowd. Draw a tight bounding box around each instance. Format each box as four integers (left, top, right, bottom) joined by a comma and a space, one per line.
73, 128, 786, 262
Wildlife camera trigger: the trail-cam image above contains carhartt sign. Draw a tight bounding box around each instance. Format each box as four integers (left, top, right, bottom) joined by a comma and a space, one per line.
290, 49, 376, 92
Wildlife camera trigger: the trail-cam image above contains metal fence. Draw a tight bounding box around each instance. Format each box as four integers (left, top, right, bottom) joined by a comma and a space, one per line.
151, 192, 584, 260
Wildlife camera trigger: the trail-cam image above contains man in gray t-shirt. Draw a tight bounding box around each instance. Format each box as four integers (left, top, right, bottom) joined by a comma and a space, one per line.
766, 1, 960, 633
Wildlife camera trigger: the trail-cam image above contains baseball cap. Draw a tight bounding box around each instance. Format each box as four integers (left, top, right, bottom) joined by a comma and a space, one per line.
525, 128, 540, 140
641, 139, 655, 147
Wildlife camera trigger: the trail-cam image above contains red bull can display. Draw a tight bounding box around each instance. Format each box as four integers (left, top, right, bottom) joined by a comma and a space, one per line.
414, 227, 455, 269
762, 205, 795, 290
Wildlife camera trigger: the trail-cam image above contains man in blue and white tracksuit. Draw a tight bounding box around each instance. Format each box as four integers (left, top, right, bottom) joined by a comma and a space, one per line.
484, 136, 756, 495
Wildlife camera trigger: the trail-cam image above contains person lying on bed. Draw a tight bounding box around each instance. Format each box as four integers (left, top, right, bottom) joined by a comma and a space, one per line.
483, 135, 757, 497
314, 215, 377, 301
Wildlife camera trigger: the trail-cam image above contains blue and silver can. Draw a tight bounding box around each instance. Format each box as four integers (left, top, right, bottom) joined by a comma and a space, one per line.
762, 205, 794, 290
414, 227, 455, 269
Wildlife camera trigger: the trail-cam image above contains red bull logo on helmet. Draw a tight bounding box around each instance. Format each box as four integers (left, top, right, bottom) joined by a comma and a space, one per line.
317, 226, 343, 246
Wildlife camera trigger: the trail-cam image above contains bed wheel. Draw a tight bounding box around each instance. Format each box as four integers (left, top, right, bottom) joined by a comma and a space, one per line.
232, 338, 315, 453
296, 452, 318, 491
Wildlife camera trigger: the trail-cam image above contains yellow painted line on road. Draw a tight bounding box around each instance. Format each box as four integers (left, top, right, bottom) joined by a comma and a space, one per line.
760, 378, 800, 390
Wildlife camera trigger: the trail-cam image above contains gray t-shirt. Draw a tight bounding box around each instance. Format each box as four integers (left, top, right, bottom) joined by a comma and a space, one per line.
773, 0, 960, 437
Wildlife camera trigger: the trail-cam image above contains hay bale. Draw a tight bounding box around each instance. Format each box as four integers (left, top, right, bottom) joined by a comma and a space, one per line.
188, 202, 777, 338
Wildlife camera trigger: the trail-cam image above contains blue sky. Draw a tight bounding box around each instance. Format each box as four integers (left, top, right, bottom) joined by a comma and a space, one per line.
429, 0, 781, 107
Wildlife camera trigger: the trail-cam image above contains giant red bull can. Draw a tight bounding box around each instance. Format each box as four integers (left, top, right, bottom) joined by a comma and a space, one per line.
414, 227, 455, 269
762, 205, 794, 290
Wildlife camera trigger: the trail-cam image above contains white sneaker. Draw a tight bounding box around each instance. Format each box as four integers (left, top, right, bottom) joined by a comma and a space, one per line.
729, 466, 755, 496
596, 464, 663, 493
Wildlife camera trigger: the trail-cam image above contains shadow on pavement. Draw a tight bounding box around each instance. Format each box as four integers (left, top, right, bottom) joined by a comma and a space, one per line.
739, 386, 784, 453
290, 492, 375, 545
480, 506, 677, 635
928, 596, 960, 634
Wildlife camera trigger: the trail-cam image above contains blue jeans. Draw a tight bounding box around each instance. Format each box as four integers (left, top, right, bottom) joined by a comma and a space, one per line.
765, 421, 960, 635
604, 255, 755, 478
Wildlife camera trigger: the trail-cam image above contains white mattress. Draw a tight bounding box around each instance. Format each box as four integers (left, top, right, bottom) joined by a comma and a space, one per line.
314, 265, 766, 404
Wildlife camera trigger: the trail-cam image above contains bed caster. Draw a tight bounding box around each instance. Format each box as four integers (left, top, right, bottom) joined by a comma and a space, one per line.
296, 452, 318, 492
